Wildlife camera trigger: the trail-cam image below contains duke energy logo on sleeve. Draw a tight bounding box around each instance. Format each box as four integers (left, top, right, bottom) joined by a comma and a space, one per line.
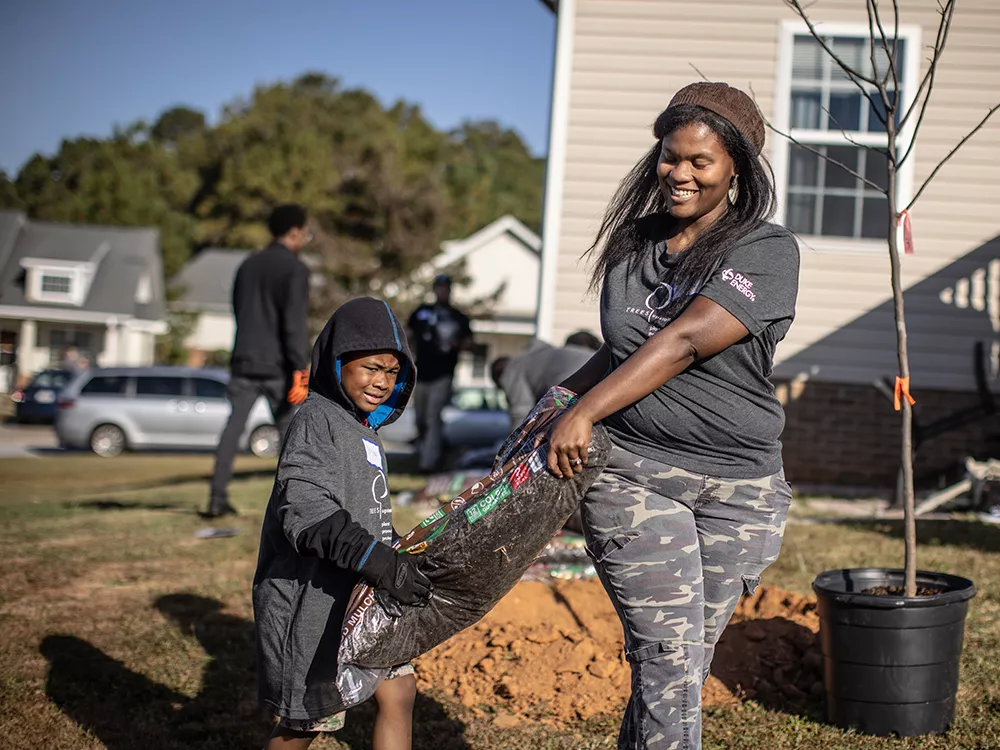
721, 269, 756, 301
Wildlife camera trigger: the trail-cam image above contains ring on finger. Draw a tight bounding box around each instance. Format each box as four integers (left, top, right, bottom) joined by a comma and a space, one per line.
571, 457, 582, 466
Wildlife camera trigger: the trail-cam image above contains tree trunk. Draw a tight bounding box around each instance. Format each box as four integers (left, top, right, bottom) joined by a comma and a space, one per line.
886, 123, 918, 597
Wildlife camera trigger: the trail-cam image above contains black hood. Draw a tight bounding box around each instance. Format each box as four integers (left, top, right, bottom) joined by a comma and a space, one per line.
309, 297, 416, 430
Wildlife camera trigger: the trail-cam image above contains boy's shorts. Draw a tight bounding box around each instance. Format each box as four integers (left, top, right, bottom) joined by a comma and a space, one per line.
277, 663, 415, 734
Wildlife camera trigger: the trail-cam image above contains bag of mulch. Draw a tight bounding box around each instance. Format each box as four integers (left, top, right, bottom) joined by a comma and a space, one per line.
334, 387, 610, 709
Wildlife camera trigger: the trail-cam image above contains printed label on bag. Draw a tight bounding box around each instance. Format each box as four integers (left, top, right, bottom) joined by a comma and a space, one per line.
419, 508, 446, 528
510, 462, 530, 490
464, 481, 512, 525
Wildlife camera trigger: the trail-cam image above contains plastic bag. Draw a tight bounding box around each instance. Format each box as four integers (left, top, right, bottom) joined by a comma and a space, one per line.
334, 387, 610, 710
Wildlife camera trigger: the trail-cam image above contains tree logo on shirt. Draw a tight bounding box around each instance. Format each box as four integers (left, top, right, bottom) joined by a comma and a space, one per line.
644, 282, 674, 312
721, 269, 757, 302
624, 282, 675, 336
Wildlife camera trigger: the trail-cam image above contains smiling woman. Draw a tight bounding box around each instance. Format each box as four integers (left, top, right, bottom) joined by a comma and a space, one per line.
544, 82, 802, 750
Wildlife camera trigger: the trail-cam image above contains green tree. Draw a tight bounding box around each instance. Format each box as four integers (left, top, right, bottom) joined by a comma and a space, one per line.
443, 121, 545, 239
0, 170, 22, 210
151, 106, 207, 147
15, 134, 199, 276
9, 73, 546, 327
155, 308, 198, 365
191, 74, 453, 326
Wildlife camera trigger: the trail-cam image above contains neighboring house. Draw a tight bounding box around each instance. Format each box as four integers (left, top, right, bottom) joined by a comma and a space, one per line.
0, 211, 167, 392
536, 0, 1000, 487
170, 248, 250, 367
169, 218, 546, 386
427, 215, 543, 386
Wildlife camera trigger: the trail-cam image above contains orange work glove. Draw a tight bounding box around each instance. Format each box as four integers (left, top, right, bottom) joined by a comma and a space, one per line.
288, 370, 309, 405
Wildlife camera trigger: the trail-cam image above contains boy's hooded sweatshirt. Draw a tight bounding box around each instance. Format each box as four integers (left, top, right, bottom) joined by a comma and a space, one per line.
253, 297, 415, 721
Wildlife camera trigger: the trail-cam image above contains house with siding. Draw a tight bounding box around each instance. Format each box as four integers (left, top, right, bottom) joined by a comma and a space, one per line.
431, 215, 544, 385
536, 0, 1000, 487
0, 211, 167, 391
170, 216, 545, 386
170, 248, 250, 367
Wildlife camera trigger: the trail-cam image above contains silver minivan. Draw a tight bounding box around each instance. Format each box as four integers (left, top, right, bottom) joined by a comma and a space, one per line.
55, 366, 278, 457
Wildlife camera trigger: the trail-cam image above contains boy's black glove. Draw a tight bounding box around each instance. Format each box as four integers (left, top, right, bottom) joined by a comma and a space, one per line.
357, 541, 433, 606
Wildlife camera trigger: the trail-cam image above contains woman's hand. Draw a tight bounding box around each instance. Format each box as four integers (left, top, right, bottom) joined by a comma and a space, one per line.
546, 410, 594, 479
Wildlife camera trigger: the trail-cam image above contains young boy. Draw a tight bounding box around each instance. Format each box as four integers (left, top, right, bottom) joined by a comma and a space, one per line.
253, 297, 432, 750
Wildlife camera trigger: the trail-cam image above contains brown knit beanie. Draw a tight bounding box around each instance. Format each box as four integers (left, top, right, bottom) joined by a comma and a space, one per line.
668, 82, 766, 155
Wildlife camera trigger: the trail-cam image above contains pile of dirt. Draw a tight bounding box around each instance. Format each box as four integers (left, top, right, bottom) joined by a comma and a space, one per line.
413, 579, 822, 724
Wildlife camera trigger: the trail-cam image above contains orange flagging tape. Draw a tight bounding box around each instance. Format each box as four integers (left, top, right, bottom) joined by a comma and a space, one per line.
894, 376, 916, 411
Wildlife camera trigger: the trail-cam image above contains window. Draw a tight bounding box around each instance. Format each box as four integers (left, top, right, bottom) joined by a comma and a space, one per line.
47, 329, 94, 366
40, 274, 73, 295
775, 24, 919, 241
134, 376, 184, 397
81, 376, 128, 396
31, 371, 73, 389
192, 378, 228, 400
451, 387, 507, 412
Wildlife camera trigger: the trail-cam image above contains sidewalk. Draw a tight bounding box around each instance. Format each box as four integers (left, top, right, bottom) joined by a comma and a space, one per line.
0, 421, 58, 458
789, 496, 966, 523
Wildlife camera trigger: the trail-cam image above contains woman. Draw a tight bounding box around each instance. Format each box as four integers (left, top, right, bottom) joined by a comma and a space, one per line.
547, 82, 799, 749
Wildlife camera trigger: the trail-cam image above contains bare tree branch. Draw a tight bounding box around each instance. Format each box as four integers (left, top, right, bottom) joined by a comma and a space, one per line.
898, 0, 955, 138
869, 0, 899, 93
904, 104, 1000, 211
889, 0, 901, 93
689, 63, 710, 82
786, 0, 877, 84
763, 120, 888, 193
822, 104, 875, 150
784, 0, 886, 123
866, 0, 895, 130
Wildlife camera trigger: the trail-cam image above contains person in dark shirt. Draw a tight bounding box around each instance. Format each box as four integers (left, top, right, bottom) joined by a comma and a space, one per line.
254, 297, 431, 749
405, 274, 473, 473
545, 83, 798, 749
204, 204, 312, 518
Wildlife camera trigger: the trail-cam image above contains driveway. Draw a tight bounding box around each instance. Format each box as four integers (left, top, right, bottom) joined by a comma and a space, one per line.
0, 421, 59, 458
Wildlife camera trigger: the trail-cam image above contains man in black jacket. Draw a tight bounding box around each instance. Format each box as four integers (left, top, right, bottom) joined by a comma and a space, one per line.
203, 205, 312, 518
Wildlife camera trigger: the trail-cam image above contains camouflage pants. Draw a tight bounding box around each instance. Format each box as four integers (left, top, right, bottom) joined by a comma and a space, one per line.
582, 445, 792, 750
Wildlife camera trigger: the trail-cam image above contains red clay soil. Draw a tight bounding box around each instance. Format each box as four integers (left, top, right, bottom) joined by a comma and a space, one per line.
413, 580, 822, 724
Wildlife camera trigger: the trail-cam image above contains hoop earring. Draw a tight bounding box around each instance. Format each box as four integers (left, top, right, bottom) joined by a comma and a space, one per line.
728, 175, 739, 205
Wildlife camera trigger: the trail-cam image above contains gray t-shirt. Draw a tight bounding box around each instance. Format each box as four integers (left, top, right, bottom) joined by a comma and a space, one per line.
253, 395, 394, 720
600, 220, 799, 479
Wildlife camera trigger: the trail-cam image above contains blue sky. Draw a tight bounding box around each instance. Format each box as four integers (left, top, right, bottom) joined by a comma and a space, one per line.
0, 0, 557, 174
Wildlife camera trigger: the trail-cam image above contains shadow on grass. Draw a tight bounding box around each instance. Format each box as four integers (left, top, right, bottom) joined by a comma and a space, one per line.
839, 517, 1000, 555
41, 593, 469, 749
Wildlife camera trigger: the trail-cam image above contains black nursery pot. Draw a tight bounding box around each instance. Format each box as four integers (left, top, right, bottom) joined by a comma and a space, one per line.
812, 568, 976, 738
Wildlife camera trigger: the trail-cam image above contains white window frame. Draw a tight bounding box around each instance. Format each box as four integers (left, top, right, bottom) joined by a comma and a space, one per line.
39, 273, 74, 298
32, 266, 84, 304
771, 20, 922, 251
22, 259, 91, 306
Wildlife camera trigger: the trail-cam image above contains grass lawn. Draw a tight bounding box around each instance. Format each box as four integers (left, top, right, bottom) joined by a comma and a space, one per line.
1, 454, 999, 749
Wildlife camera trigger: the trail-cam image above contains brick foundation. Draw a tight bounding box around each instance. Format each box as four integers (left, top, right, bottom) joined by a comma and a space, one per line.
776, 379, 997, 491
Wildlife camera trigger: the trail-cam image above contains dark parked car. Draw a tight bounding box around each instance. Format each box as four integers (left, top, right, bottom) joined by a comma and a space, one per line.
11, 369, 75, 423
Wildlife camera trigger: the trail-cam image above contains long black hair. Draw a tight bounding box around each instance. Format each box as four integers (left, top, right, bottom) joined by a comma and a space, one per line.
585, 104, 776, 320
